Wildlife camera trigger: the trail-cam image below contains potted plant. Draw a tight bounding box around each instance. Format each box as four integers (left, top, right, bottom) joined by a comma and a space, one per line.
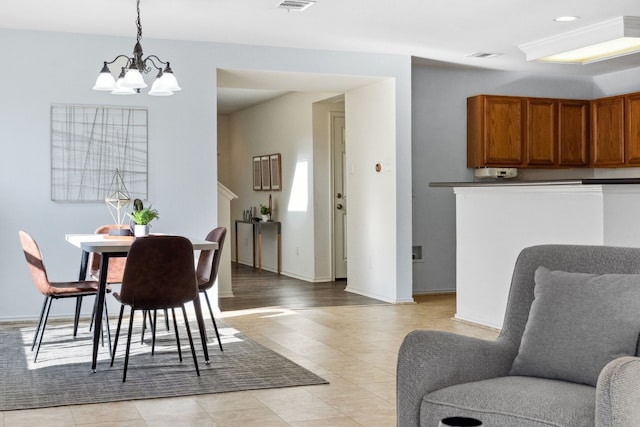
127, 206, 159, 237
260, 204, 271, 222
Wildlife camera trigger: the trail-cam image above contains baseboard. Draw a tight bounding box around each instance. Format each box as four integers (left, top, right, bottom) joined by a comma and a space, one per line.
345, 286, 415, 304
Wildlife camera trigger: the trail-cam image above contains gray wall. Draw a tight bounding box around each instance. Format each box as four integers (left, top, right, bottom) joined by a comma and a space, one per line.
411, 65, 594, 294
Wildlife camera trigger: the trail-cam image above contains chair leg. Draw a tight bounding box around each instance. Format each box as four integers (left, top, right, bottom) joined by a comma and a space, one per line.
31, 297, 49, 351
110, 305, 125, 367
203, 292, 224, 351
141, 310, 147, 343
123, 308, 135, 382
103, 301, 112, 354
164, 309, 170, 331
181, 305, 200, 376
34, 296, 53, 363
89, 295, 98, 332
73, 296, 83, 337
151, 310, 157, 356
171, 308, 182, 362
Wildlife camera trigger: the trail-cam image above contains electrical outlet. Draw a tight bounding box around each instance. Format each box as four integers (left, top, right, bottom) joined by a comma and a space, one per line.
412, 245, 424, 262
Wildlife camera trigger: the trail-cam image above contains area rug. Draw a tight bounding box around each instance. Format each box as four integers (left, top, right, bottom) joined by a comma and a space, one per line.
0, 317, 327, 411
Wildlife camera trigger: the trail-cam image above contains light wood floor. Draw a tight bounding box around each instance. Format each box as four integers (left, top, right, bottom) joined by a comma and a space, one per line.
0, 270, 498, 427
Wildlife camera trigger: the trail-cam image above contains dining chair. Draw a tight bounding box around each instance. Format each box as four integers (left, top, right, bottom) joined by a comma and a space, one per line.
90, 225, 168, 336
18, 230, 109, 362
195, 226, 227, 352
110, 235, 200, 382
89, 224, 129, 283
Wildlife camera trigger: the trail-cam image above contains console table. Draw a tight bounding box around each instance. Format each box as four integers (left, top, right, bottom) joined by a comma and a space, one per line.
235, 220, 281, 273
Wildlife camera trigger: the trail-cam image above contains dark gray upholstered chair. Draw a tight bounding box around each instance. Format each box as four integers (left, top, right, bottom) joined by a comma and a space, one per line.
110, 235, 200, 382
18, 230, 109, 362
397, 244, 640, 427
195, 226, 227, 351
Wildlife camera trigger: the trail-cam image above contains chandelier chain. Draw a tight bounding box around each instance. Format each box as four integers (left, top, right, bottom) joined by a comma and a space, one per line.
136, 0, 142, 43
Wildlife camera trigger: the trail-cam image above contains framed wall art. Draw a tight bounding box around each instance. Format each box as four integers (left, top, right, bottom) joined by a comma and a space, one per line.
50, 104, 148, 202
253, 156, 262, 190
269, 153, 282, 191
261, 155, 271, 190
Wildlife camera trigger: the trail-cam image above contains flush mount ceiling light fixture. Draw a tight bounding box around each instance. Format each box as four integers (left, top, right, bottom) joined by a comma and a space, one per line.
519, 16, 640, 64
92, 0, 181, 96
277, 0, 315, 12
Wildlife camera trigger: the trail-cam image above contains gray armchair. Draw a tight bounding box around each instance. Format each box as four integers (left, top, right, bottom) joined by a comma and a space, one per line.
398, 244, 640, 427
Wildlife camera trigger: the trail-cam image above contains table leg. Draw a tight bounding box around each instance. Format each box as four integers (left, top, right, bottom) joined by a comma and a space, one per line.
258, 232, 263, 273
192, 296, 210, 363
91, 254, 110, 372
78, 250, 89, 281
252, 224, 256, 268
234, 221, 239, 269
277, 232, 281, 274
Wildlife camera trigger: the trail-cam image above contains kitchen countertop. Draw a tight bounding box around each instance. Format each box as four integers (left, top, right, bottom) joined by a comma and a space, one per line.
429, 178, 640, 187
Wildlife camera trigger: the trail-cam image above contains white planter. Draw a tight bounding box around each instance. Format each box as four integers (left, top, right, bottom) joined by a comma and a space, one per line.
262, 214, 270, 222
134, 224, 149, 237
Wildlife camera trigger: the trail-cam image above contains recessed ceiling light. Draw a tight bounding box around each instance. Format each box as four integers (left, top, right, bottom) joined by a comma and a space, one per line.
554, 16, 580, 22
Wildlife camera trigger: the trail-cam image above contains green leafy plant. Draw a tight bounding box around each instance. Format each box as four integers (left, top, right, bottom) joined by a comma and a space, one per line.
260, 204, 271, 215
127, 207, 159, 225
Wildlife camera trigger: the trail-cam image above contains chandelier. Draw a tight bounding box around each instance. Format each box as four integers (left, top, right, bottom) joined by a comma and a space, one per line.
92, 0, 181, 96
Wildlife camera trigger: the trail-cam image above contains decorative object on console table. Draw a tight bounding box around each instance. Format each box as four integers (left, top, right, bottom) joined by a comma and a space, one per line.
127, 203, 159, 237
260, 204, 271, 222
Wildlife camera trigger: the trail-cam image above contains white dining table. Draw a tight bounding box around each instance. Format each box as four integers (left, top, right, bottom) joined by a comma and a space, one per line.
65, 233, 218, 372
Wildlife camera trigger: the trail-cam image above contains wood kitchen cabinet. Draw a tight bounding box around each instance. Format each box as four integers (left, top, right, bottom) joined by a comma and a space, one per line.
557, 100, 589, 167
526, 98, 556, 166
625, 93, 640, 165
468, 95, 589, 168
590, 96, 625, 167
467, 95, 524, 167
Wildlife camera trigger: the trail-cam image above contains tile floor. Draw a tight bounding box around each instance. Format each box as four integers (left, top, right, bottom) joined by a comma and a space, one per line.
0, 295, 498, 426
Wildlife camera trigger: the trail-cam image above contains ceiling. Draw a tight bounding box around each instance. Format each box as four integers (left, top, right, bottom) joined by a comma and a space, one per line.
3, 0, 640, 111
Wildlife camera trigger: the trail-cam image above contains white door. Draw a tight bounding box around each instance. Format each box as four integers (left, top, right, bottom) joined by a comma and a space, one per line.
332, 113, 347, 279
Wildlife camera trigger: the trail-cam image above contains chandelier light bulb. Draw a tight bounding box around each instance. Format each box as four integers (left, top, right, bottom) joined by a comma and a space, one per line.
92, 62, 117, 91
159, 64, 181, 91
111, 67, 136, 95
122, 67, 147, 89
148, 70, 174, 96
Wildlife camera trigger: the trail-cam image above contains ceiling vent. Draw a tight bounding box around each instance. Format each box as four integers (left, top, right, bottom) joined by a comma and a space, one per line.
277, 0, 315, 12
467, 52, 503, 59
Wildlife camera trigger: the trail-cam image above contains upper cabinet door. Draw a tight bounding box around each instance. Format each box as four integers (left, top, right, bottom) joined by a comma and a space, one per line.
468, 95, 524, 168
591, 96, 625, 167
558, 100, 589, 167
526, 99, 556, 166
626, 93, 640, 165
483, 96, 524, 166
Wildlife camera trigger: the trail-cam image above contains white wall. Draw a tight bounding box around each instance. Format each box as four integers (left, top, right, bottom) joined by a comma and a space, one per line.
346, 79, 413, 303
0, 28, 413, 320
411, 65, 594, 295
